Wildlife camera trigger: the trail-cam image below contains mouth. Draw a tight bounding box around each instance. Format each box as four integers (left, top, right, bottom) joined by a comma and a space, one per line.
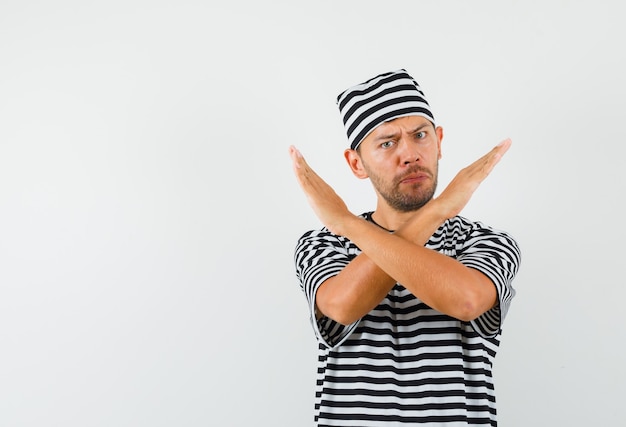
399, 172, 430, 185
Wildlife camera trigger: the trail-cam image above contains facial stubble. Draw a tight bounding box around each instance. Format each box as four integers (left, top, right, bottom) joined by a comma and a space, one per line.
365, 162, 439, 213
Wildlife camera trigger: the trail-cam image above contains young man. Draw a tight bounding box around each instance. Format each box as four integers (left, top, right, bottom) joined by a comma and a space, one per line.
290, 69, 521, 426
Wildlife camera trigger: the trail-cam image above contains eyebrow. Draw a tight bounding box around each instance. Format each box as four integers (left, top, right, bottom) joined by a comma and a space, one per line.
373, 122, 431, 141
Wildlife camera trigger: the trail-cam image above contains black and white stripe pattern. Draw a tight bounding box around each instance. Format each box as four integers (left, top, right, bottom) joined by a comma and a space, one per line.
294, 214, 521, 426
336, 69, 435, 150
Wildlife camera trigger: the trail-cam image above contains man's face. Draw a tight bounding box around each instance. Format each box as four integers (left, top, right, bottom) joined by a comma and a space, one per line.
353, 115, 443, 212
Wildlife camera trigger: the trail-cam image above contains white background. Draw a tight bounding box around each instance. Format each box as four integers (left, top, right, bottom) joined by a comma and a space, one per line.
1, 1, 624, 426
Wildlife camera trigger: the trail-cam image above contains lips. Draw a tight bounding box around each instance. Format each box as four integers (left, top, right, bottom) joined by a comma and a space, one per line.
399, 171, 430, 184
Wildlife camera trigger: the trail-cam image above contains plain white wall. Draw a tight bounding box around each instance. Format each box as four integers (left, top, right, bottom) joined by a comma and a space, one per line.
1, 1, 624, 425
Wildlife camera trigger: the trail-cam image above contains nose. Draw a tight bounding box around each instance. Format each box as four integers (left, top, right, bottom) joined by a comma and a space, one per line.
398, 137, 421, 165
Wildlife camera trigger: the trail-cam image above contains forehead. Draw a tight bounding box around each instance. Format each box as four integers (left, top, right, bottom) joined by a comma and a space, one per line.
369, 115, 433, 138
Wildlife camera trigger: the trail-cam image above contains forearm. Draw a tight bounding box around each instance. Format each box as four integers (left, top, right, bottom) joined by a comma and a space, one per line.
342, 215, 497, 322
316, 204, 446, 325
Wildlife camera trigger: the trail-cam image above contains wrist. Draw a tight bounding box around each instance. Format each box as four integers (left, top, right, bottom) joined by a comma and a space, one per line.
425, 198, 452, 223
335, 213, 365, 238
322, 209, 360, 237
396, 200, 448, 244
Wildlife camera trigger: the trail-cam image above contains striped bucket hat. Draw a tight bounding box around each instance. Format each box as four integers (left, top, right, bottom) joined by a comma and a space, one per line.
336, 69, 435, 150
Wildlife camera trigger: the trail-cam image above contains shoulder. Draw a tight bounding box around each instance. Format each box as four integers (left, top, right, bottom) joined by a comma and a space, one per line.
432, 216, 520, 255
446, 216, 521, 263
295, 226, 345, 249
440, 215, 517, 240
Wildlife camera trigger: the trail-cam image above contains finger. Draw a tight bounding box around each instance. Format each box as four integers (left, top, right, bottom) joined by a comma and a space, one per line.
453, 139, 511, 188
289, 145, 304, 169
492, 138, 512, 161
484, 138, 512, 171
480, 138, 511, 163
289, 145, 315, 178
290, 146, 318, 180
496, 137, 512, 151
289, 146, 326, 197
289, 146, 315, 183
289, 146, 311, 194
475, 138, 512, 173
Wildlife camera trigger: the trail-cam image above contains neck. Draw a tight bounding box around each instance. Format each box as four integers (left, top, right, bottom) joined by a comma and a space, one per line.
371, 203, 423, 232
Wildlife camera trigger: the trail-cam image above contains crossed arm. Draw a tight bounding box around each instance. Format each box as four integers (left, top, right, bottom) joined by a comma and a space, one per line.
290, 139, 512, 325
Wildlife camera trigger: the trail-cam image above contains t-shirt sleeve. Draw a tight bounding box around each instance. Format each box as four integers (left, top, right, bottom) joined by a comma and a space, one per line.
294, 229, 360, 349
456, 222, 521, 338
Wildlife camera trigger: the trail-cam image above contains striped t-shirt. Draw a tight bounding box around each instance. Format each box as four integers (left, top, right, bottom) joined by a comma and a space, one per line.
294, 213, 521, 426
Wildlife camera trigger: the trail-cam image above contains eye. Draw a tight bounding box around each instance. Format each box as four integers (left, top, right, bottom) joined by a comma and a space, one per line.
415, 131, 426, 139
380, 140, 395, 149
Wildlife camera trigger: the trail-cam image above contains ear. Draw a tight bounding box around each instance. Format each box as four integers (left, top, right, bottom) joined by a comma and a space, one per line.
435, 126, 444, 160
344, 149, 369, 179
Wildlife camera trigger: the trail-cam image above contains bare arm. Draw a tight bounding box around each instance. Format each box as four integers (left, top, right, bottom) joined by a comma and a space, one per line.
335, 215, 496, 322
290, 140, 511, 324
314, 203, 445, 325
